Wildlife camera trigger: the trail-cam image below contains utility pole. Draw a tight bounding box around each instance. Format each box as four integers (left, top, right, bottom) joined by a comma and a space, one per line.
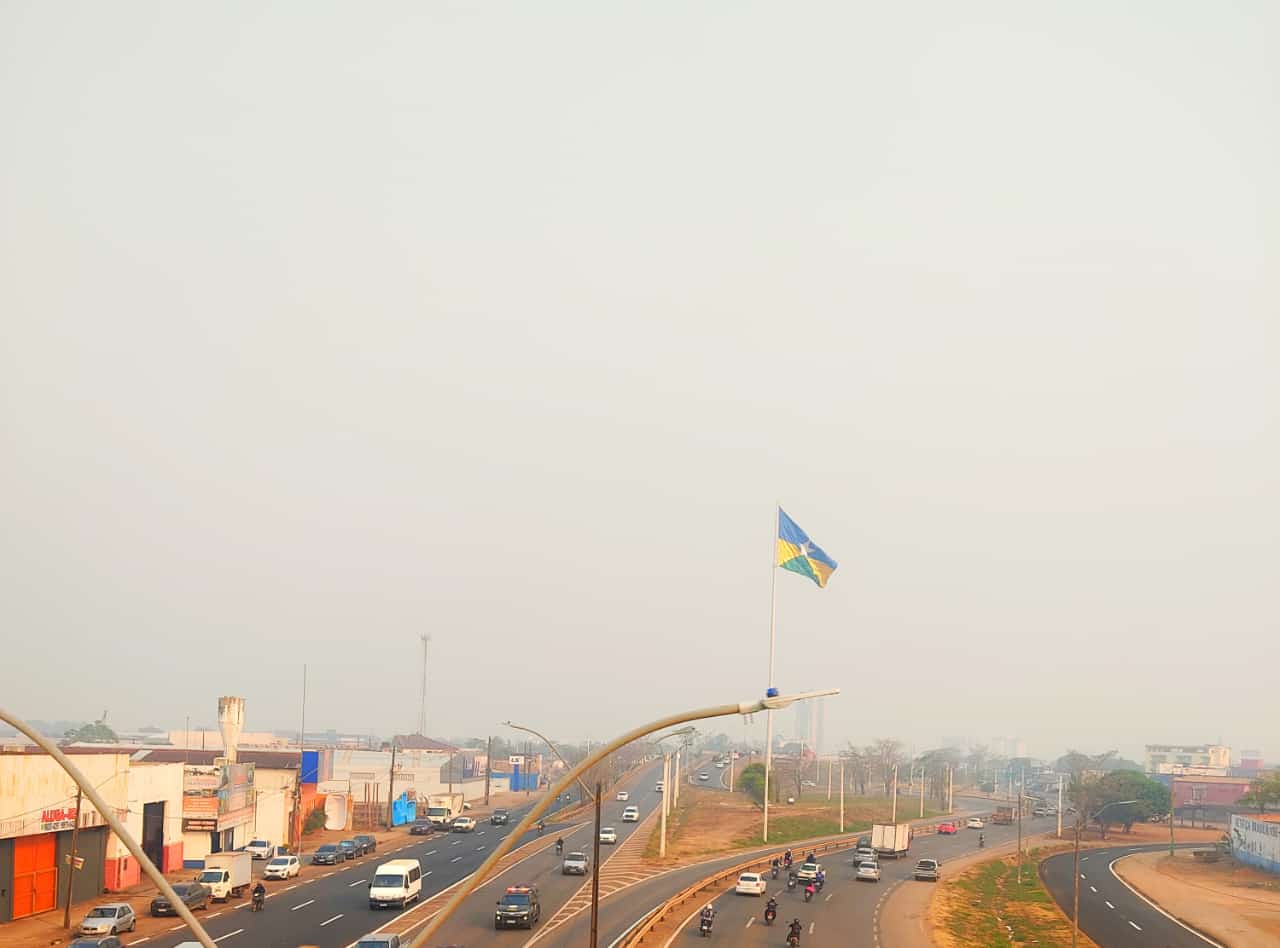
827, 757, 832, 800
839, 758, 845, 833
1072, 810, 1082, 948
1017, 766, 1024, 883
728, 747, 735, 793
659, 754, 670, 858
294, 664, 307, 853
484, 736, 493, 805
448, 752, 455, 795
891, 764, 898, 823
385, 742, 398, 830
61, 786, 84, 928
589, 780, 602, 948
1057, 774, 1064, 839
417, 634, 431, 736
919, 767, 925, 818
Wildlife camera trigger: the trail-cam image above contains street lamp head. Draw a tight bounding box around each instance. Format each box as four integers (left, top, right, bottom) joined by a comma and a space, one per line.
743, 687, 840, 714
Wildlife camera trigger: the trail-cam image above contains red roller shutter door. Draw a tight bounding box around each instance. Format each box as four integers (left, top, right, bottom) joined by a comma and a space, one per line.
12, 833, 59, 918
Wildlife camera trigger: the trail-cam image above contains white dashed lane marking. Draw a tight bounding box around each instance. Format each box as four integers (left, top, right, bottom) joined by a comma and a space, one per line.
291, 898, 315, 911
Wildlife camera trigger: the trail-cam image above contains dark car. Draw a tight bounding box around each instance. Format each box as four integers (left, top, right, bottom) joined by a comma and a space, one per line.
150, 882, 210, 916
312, 844, 343, 865
410, 819, 434, 836
354, 834, 377, 854
69, 939, 123, 948
338, 840, 359, 860
490, 808, 510, 825
494, 884, 541, 930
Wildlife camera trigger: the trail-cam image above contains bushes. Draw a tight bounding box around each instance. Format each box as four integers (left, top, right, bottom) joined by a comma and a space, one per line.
304, 805, 326, 833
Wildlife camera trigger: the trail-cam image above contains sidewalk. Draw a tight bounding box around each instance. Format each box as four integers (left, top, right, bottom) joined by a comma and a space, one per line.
1114, 850, 1280, 948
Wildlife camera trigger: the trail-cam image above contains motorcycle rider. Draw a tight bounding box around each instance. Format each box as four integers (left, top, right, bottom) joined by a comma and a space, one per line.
815, 868, 826, 892
978, 833, 985, 848
786, 868, 797, 889
556, 837, 564, 855
804, 880, 816, 902
764, 896, 778, 924
537, 819, 546, 835
788, 917, 804, 945
783, 849, 793, 868
251, 881, 266, 910
699, 903, 715, 933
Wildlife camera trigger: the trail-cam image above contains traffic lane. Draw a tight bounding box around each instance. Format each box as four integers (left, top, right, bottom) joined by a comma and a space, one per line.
1040, 843, 1217, 948
137, 796, 580, 948
422, 761, 665, 946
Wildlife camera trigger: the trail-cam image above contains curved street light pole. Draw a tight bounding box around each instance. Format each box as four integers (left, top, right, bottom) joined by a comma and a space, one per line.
0, 706, 218, 948
503, 720, 597, 803
409, 688, 838, 947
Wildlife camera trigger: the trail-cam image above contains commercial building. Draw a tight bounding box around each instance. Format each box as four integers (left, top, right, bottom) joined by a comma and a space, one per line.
1170, 774, 1253, 825
1145, 743, 1231, 776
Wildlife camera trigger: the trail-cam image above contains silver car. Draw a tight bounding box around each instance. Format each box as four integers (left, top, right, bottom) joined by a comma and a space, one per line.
80, 903, 137, 935
562, 851, 590, 875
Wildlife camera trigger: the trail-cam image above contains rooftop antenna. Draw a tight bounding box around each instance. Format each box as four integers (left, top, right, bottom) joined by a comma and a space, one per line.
417, 634, 431, 737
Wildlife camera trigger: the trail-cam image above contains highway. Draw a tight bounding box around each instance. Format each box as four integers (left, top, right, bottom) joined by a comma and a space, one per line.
425, 760, 666, 945
1040, 843, 1223, 948
136, 791, 584, 948
657, 803, 1058, 947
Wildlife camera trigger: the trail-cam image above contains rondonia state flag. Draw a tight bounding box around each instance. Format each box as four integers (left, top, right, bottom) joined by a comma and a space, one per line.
775, 508, 838, 588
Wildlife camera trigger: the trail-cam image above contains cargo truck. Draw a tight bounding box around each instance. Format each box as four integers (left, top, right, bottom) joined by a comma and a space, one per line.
424, 792, 465, 826
991, 806, 1014, 825
871, 822, 912, 858
197, 851, 252, 901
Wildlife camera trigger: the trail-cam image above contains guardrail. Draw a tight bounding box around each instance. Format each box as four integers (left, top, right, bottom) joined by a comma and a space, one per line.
620, 834, 863, 945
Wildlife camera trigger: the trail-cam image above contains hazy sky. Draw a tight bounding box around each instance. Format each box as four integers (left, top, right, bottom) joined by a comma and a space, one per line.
2, 2, 1276, 764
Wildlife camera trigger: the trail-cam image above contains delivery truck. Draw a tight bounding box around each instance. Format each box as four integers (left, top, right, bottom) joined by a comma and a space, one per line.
197, 851, 252, 901
991, 806, 1014, 825
871, 822, 912, 859
424, 792, 465, 827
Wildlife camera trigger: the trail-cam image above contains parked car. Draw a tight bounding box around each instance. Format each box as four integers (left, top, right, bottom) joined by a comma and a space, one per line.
263, 855, 301, 880
622, 806, 639, 822
966, 817, 984, 829
69, 939, 123, 948
494, 884, 541, 930
562, 851, 590, 875
698, 772, 709, 781
599, 826, 618, 844
913, 858, 941, 882
856, 861, 882, 882
79, 903, 136, 936
244, 839, 275, 860
410, 819, 434, 836
354, 834, 377, 854
150, 882, 210, 916
735, 872, 768, 896
937, 822, 957, 835
616, 790, 630, 801
490, 809, 510, 825
312, 844, 343, 866
655, 781, 664, 792
452, 816, 477, 832
339, 840, 359, 860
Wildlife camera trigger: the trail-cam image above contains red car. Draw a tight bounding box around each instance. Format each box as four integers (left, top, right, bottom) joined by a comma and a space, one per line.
937, 822, 957, 835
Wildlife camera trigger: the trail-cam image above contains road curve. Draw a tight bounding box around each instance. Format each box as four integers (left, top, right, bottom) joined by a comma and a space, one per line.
1040, 843, 1224, 948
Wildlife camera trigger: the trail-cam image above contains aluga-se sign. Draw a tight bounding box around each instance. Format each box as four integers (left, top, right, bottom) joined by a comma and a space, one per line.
41, 807, 78, 831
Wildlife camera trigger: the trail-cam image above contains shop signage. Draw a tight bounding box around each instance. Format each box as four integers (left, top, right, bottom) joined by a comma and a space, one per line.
217, 805, 254, 832
350, 771, 376, 781
41, 807, 78, 832
182, 818, 217, 832
509, 756, 525, 767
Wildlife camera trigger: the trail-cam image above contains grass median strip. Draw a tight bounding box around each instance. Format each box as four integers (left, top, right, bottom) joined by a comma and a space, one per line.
931, 846, 1096, 948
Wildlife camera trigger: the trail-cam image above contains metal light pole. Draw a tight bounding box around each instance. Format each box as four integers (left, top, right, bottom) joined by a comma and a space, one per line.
408, 687, 839, 947
504, 720, 597, 803
654, 727, 694, 859
0, 707, 217, 948
589, 780, 602, 947
891, 764, 898, 823
839, 758, 845, 832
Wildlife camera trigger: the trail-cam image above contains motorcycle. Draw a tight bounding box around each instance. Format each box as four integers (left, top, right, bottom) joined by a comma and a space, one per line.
251, 892, 265, 913
764, 905, 777, 926
699, 915, 713, 937
978, 835, 985, 849
787, 932, 801, 947
803, 886, 815, 903
786, 875, 797, 891
771, 865, 779, 879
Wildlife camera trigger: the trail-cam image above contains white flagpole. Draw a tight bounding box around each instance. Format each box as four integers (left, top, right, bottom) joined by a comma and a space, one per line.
763, 504, 780, 843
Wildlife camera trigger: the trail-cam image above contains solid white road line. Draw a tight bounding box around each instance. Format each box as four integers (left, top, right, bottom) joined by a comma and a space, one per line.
214, 930, 244, 942
321, 913, 344, 926
1107, 855, 1225, 947
291, 898, 315, 911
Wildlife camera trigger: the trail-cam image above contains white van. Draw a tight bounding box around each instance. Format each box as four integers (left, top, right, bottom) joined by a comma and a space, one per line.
368, 859, 422, 909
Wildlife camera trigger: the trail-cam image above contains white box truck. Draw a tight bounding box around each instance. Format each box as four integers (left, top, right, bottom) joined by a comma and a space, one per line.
198, 851, 252, 901
871, 823, 912, 859
424, 793, 464, 827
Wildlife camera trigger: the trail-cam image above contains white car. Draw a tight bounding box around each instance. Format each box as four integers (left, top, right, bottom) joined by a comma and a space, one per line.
80, 903, 136, 935
966, 817, 984, 830
622, 806, 640, 822
616, 790, 629, 801
599, 826, 618, 844
698, 772, 709, 781
263, 855, 301, 880
855, 861, 881, 882
655, 781, 665, 792
735, 872, 768, 896
244, 839, 275, 860
451, 816, 477, 832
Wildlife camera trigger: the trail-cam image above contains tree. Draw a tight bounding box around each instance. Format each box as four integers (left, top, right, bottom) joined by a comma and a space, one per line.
871, 739, 903, 795
739, 763, 766, 806
1096, 771, 1170, 832
1237, 773, 1280, 815
63, 720, 117, 744
843, 744, 872, 796
1056, 749, 1117, 778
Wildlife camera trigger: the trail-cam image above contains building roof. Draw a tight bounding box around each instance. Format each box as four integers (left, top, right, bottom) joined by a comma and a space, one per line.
132, 748, 301, 769
392, 734, 459, 752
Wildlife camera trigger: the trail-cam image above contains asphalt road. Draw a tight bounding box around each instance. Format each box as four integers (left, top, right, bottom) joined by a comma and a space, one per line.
425, 759, 666, 946
1040, 843, 1222, 948
659, 802, 1059, 947
136, 792, 582, 948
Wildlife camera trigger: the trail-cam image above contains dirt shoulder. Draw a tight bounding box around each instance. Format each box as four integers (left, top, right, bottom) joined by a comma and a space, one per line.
1113, 850, 1280, 948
